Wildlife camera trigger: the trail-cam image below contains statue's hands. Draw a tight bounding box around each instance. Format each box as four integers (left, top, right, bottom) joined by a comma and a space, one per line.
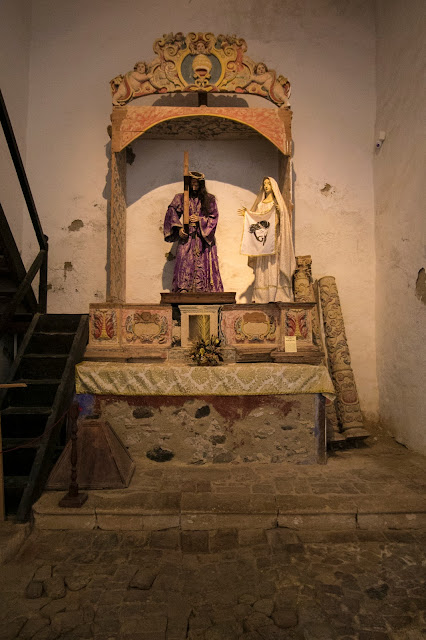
238, 207, 248, 217
179, 228, 188, 240
189, 214, 200, 223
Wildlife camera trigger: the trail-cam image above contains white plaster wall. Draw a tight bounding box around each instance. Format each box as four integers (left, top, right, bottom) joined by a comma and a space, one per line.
25, 0, 378, 418
0, 1, 32, 380
0, 0, 32, 249
374, 0, 426, 453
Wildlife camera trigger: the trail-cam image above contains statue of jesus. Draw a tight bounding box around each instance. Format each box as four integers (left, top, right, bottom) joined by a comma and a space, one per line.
164, 172, 224, 293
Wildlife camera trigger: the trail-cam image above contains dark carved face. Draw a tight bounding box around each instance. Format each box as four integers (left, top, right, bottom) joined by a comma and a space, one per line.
191, 178, 200, 192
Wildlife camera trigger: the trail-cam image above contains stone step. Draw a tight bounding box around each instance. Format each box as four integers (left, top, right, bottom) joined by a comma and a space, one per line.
0, 521, 32, 565
32, 489, 426, 532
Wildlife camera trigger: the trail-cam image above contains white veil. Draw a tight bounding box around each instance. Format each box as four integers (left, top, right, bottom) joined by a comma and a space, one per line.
248, 177, 296, 300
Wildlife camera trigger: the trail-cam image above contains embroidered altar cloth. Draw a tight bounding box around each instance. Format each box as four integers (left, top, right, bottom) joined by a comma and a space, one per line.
76, 362, 335, 399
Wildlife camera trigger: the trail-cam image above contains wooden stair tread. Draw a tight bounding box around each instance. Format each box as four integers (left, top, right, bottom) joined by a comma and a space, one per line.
23, 353, 69, 358
1, 406, 52, 415
3, 476, 30, 488
0, 289, 18, 297
12, 378, 62, 385
32, 331, 77, 336
2, 437, 40, 449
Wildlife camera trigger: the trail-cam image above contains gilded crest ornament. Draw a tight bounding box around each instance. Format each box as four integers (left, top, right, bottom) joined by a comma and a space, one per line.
111, 32, 291, 107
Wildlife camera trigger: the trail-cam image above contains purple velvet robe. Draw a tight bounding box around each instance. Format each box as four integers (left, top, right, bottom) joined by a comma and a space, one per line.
164, 193, 224, 292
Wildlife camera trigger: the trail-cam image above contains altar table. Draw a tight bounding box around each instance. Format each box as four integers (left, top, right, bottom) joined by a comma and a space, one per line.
76, 362, 335, 464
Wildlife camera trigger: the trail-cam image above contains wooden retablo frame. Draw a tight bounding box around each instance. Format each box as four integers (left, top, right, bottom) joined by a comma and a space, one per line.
108, 32, 293, 303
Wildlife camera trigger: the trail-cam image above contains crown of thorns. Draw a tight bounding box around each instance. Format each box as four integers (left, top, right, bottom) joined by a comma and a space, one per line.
188, 171, 205, 180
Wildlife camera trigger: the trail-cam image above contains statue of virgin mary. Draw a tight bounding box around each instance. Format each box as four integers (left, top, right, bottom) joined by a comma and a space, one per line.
240, 176, 296, 303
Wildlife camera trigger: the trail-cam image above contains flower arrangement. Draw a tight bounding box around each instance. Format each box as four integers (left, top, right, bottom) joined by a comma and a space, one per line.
190, 336, 223, 366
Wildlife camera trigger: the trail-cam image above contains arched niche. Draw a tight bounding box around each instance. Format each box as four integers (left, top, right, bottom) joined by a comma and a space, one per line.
108, 105, 293, 303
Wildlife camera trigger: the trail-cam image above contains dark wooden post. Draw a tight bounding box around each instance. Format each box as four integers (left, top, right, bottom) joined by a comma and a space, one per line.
59, 401, 88, 507
38, 235, 48, 313
107, 149, 127, 303
315, 393, 327, 464
183, 151, 190, 235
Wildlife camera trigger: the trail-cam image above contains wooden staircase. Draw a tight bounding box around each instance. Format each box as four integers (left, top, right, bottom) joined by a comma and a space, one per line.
0, 89, 48, 339
0, 205, 38, 336
0, 90, 90, 521
0, 313, 89, 521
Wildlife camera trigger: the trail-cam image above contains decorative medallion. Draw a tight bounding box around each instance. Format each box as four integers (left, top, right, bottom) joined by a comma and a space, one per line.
235, 311, 277, 343
123, 310, 169, 344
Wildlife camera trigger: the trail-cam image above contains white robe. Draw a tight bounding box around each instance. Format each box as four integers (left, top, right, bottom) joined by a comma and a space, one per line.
247, 178, 296, 303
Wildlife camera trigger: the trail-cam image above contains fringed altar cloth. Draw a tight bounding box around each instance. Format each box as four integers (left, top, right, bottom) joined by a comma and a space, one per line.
76, 362, 335, 399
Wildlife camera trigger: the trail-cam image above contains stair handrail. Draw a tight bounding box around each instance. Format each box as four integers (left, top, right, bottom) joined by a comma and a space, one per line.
0, 89, 48, 320
0, 90, 47, 251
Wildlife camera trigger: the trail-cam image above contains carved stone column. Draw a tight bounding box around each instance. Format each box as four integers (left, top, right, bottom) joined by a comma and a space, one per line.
108, 149, 127, 303
293, 256, 321, 347
318, 276, 369, 440
293, 257, 341, 442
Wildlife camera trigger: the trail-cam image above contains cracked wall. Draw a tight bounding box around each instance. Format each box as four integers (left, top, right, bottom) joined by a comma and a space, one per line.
374, 0, 426, 453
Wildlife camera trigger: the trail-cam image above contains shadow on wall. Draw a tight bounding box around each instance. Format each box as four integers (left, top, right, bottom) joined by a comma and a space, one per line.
162, 242, 177, 291
124, 138, 280, 206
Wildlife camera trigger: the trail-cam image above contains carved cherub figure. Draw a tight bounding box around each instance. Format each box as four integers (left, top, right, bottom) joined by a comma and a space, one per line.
195, 40, 207, 54
251, 62, 290, 106
112, 61, 153, 106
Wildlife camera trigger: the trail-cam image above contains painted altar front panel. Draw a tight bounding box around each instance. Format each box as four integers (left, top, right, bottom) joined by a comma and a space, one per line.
220, 304, 279, 349
87, 304, 172, 359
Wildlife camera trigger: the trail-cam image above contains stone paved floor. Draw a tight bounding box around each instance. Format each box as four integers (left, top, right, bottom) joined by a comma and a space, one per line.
2, 433, 426, 640
123, 430, 426, 500
34, 430, 426, 532
0, 528, 425, 640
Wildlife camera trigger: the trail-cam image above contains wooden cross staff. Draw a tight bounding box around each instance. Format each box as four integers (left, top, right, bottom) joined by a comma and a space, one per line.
0, 383, 27, 520
183, 150, 190, 235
